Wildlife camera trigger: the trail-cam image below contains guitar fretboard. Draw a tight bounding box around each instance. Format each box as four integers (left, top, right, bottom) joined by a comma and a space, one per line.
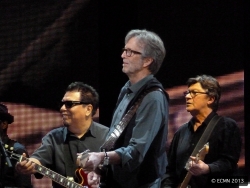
34, 163, 86, 188
7, 151, 88, 188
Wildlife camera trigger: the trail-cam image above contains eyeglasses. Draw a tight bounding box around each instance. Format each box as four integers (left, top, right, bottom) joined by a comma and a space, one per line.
122, 48, 142, 57
183, 90, 208, 98
61, 101, 89, 108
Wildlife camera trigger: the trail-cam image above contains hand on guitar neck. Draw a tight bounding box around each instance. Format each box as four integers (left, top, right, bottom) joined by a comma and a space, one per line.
15, 153, 40, 175
179, 143, 209, 188
10, 150, 89, 188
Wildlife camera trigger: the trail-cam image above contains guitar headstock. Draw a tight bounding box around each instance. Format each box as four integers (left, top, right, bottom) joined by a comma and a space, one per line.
76, 149, 90, 168
6, 150, 26, 162
4, 144, 24, 162
4, 144, 14, 152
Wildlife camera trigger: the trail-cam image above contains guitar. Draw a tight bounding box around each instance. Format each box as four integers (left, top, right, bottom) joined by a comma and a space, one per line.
178, 142, 209, 188
7, 150, 90, 188
77, 149, 109, 188
75, 150, 91, 187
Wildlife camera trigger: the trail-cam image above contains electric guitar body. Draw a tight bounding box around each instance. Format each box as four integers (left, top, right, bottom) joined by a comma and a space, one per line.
75, 167, 89, 187
77, 149, 109, 188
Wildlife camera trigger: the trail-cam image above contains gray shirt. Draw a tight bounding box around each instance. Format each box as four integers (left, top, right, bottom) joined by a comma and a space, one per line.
108, 75, 169, 188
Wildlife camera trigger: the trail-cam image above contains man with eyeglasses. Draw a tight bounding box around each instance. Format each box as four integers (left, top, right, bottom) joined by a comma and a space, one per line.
161, 75, 242, 188
15, 82, 109, 188
83, 29, 169, 188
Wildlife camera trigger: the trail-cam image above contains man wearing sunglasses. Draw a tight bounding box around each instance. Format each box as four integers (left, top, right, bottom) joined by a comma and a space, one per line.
161, 75, 242, 188
83, 29, 169, 188
15, 82, 109, 188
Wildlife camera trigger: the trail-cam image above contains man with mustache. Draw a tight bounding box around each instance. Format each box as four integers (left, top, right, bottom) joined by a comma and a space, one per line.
15, 82, 108, 188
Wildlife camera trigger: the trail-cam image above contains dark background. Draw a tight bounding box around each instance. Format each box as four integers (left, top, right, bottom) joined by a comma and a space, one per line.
97, 0, 245, 124
0, 0, 247, 176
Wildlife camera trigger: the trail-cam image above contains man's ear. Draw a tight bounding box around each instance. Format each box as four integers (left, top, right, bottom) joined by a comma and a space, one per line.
143, 57, 153, 68
207, 96, 215, 105
85, 104, 93, 117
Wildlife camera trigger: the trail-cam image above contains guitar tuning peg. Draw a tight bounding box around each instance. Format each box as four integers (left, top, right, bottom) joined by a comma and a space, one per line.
10, 147, 14, 151
5, 144, 8, 148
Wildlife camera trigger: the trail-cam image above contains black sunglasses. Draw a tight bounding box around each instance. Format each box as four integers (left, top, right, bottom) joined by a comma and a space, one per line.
61, 101, 89, 108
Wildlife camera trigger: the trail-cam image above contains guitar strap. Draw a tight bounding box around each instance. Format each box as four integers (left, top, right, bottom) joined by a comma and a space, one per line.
101, 86, 165, 151
178, 115, 222, 188
190, 115, 222, 158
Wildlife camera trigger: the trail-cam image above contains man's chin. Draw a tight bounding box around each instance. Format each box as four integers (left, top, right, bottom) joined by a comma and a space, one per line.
63, 122, 69, 127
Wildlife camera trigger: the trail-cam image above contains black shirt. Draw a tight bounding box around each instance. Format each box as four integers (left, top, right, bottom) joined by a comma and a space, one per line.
163, 112, 242, 188
31, 121, 108, 188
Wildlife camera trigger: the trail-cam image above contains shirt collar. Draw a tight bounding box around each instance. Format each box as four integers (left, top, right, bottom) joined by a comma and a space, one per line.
126, 74, 154, 94
63, 121, 96, 141
188, 111, 217, 130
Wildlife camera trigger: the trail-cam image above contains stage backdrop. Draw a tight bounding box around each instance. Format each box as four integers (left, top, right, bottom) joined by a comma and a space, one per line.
0, 0, 245, 187
5, 71, 244, 187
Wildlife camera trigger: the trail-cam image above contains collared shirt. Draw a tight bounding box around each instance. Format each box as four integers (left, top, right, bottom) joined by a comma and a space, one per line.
31, 121, 108, 188
164, 111, 242, 188
108, 75, 169, 188
109, 75, 154, 136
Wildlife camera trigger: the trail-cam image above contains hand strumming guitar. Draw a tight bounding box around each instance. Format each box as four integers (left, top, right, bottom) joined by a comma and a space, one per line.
186, 156, 210, 176
81, 152, 105, 173
76, 150, 101, 187
80, 151, 121, 188
82, 151, 121, 172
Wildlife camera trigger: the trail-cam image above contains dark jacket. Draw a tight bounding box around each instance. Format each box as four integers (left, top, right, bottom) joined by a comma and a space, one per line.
1, 135, 32, 188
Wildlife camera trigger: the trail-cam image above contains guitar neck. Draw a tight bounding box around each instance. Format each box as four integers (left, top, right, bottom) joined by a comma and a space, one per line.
34, 163, 85, 188
178, 143, 209, 188
16, 155, 87, 188
179, 172, 192, 188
